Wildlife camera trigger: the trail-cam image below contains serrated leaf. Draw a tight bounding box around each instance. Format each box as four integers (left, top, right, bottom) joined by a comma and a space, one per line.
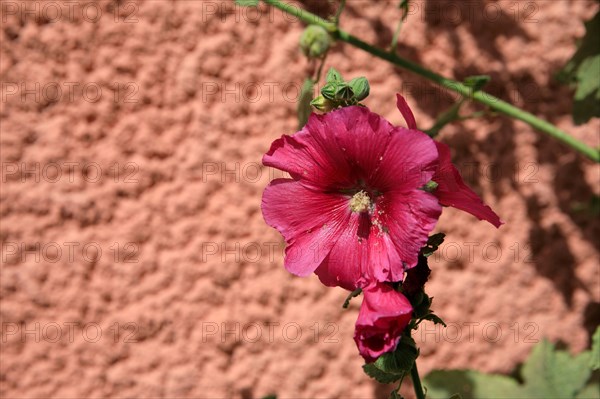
559, 11, 600, 124
363, 362, 403, 384
297, 78, 314, 129
590, 326, 600, 370
374, 351, 407, 375
412, 292, 431, 318
235, 0, 259, 6
423, 370, 521, 399
575, 380, 600, 399
520, 339, 592, 398
424, 337, 599, 399
422, 233, 445, 257
422, 313, 447, 327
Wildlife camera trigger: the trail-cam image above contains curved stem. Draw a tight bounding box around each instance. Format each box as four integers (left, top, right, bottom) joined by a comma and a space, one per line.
263, 0, 599, 163
410, 361, 426, 399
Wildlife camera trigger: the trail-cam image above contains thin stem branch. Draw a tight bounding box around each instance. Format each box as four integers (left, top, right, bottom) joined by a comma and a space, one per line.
263, 0, 599, 163
390, 1, 409, 52
410, 361, 426, 399
333, 0, 346, 25
390, 18, 404, 52
314, 53, 329, 83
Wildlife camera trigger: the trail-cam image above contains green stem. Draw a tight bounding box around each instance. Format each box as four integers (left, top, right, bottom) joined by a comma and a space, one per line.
263, 0, 599, 163
390, 18, 404, 52
390, 1, 409, 52
333, 0, 346, 25
410, 361, 426, 399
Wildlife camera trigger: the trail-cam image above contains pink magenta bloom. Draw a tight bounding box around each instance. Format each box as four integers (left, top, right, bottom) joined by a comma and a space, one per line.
396, 95, 503, 228
261, 105, 442, 290
431, 141, 503, 227
354, 282, 412, 362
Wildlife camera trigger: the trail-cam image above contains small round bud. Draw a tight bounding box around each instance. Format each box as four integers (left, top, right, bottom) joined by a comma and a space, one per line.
300, 25, 331, 59
310, 95, 336, 112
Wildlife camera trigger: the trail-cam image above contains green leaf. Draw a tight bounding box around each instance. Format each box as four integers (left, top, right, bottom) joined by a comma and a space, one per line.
422, 233, 445, 257
520, 339, 592, 398
412, 292, 432, 319
558, 11, 600, 124
424, 370, 521, 399
424, 337, 599, 399
575, 380, 600, 399
390, 390, 404, 399
590, 326, 600, 370
235, 0, 259, 6
448, 394, 463, 399
363, 335, 419, 384
422, 313, 447, 327
297, 78, 314, 129
363, 362, 403, 384
348, 77, 370, 101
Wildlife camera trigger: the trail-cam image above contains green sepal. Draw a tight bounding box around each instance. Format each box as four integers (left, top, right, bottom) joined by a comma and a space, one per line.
348, 77, 370, 101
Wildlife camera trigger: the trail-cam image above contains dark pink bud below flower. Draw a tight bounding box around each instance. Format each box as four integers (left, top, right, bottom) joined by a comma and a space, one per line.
354, 282, 413, 362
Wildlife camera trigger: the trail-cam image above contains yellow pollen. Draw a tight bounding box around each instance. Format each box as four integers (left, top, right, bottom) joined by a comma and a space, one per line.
349, 190, 371, 213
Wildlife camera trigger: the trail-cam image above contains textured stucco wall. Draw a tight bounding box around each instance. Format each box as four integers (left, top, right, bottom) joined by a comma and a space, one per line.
1, 1, 599, 398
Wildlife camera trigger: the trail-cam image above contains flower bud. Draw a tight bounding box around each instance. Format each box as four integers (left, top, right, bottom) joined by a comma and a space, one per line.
334, 83, 354, 102
310, 95, 336, 112
321, 82, 338, 101
326, 67, 343, 83
300, 25, 331, 59
349, 77, 370, 101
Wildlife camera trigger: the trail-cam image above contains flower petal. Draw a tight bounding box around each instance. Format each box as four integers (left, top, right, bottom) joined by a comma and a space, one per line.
314, 211, 370, 290
261, 178, 351, 276
326, 106, 395, 183
354, 282, 413, 362
372, 126, 439, 192
396, 93, 417, 130
433, 142, 503, 228
375, 189, 442, 276
262, 113, 354, 190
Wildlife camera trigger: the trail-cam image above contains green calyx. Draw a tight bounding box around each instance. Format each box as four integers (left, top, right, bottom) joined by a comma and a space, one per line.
300, 25, 331, 59
311, 68, 371, 111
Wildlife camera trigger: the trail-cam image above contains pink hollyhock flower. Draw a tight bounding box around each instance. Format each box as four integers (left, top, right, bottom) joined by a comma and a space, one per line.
261, 105, 442, 290
354, 282, 412, 362
396, 95, 503, 228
